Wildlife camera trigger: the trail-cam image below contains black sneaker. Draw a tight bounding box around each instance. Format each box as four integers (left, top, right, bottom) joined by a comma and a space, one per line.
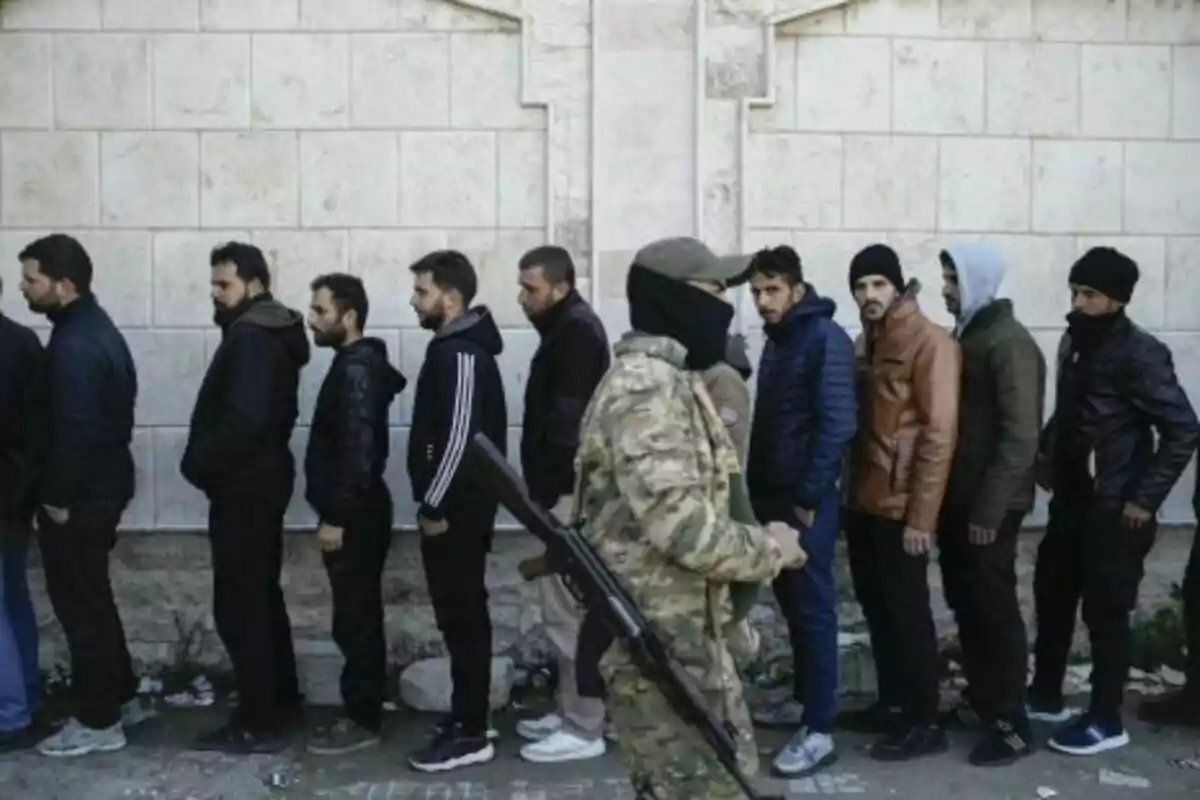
432, 714, 499, 741
868, 724, 949, 762
1137, 689, 1200, 729
968, 719, 1032, 767
306, 717, 381, 756
193, 721, 289, 754
837, 701, 903, 734
409, 724, 495, 773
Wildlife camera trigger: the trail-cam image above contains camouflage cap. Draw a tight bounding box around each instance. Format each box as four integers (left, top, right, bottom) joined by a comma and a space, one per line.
633, 237, 754, 287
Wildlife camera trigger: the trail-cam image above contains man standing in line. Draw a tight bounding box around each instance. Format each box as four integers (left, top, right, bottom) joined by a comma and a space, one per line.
18, 234, 147, 757
843, 244, 960, 761
406, 251, 507, 773
511, 245, 611, 764
182, 242, 311, 753
1029, 248, 1198, 756
937, 244, 1045, 766
744, 245, 857, 778
0, 275, 46, 752
303, 274, 407, 755
1138, 466, 1200, 729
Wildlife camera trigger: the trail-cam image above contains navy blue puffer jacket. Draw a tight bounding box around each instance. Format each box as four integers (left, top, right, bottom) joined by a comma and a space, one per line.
747, 288, 857, 511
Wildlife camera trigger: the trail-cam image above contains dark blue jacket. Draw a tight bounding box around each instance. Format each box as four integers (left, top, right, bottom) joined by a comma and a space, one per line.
747, 288, 857, 512
42, 294, 138, 509
0, 313, 46, 522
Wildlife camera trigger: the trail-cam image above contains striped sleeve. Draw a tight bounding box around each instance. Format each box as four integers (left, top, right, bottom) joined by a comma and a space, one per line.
422, 350, 477, 513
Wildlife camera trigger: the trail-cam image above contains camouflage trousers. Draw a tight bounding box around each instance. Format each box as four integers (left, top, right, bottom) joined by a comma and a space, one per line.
606, 664, 759, 799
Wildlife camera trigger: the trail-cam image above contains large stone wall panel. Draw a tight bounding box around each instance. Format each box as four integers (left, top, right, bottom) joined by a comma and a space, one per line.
199, 132, 299, 227
1173, 45, 1200, 140
892, 39, 984, 134
1166, 237, 1200, 331
350, 33, 451, 129
1124, 142, 1200, 235
0, 132, 99, 227
54, 33, 150, 129
843, 0, 940, 37
0, 33, 52, 128
1032, 140, 1124, 235
125, 329, 208, 427
399, 131, 498, 227
794, 36, 891, 132
153, 34, 250, 130
299, 132, 400, 227
842, 134, 938, 230
348, 229, 446, 328
251, 228, 350, 316
300, 0, 396, 31
152, 229, 250, 327
104, 0, 198, 31
450, 32, 544, 130
746, 133, 843, 229
151, 427, 208, 529
200, 0, 298, 31
1031, 0, 1127, 43
937, 0, 1032, 39
250, 33, 349, 129
1127, 0, 1200, 44
1081, 45, 1171, 140
938, 138, 1032, 232
1, 0, 102, 30
985, 41, 1080, 138
101, 132, 201, 228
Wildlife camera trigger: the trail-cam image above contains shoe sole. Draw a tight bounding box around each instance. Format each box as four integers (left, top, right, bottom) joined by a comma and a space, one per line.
436, 727, 500, 741
772, 750, 839, 778
516, 727, 560, 743
40, 739, 127, 757
409, 743, 496, 773
306, 737, 382, 756
520, 742, 607, 764
1047, 731, 1130, 756
1027, 707, 1079, 724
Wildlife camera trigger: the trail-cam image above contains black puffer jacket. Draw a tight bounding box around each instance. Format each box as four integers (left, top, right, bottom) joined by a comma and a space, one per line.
304, 337, 406, 527
181, 293, 311, 501
1039, 315, 1199, 512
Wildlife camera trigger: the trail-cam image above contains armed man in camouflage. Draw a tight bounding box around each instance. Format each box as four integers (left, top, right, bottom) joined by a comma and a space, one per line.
572, 237, 806, 798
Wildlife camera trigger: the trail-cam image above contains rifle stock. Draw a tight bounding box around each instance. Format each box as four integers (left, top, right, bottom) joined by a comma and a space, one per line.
465, 433, 778, 800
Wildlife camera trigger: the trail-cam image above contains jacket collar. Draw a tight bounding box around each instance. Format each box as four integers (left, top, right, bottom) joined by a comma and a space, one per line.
615, 332, 687, 369
47, 292, 97, 325
529, 289, 584, 337
958, 298, 1013, 339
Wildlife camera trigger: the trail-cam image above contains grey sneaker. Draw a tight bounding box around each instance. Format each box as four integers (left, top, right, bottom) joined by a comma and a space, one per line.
753, 698, 806, 728
771, 728, 838, 778
306, 717, 381, 756
38, 718, 126, 757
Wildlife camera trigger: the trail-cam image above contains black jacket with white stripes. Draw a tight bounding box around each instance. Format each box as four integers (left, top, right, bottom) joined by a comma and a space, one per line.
407, 306, 508, 524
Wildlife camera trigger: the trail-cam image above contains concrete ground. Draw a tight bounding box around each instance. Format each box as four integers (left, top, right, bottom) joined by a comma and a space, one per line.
1, 698, 1198, 800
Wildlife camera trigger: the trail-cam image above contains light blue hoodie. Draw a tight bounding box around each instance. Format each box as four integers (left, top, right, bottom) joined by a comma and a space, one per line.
942, 242, 1008, 338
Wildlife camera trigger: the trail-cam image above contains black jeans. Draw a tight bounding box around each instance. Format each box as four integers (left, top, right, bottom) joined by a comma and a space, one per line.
38, 503, 137, 729
846, 511, 940, 726
420, 511, 493, 738
323, 490, 393, 731
1184, 523, 1200, 690
1031, 498, 1156, 725
208, 492, 300, 733
938, 508, 1028, 722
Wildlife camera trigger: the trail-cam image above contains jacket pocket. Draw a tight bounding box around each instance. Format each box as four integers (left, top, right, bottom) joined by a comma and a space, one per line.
890, 433, 916, 494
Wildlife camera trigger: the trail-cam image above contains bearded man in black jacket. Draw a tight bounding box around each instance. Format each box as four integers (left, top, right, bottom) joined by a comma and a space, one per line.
1030, 247, 1199, 757
512, 245, 611, 764
182, 242, 311, 753
303, 273, 406, 756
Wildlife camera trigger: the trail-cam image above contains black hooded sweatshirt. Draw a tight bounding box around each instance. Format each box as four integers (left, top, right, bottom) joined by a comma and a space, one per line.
408, 306, 508, 523
305, 337, 407, 528
181, 293, 311, 500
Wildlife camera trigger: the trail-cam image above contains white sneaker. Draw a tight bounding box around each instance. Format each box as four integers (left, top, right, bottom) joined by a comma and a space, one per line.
520, 729, 606, 763
516, 712, 563, 742
771, 729, 838, 778
38, 718, 126, 757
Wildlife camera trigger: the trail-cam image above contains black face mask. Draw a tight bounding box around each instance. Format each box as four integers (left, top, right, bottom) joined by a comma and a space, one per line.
627, 265, 734, 371
1066, 307, 1125, 351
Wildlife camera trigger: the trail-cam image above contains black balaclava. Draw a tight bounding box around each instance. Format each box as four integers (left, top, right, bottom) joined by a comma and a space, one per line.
627, 264, 733, 371
1066, 247, 1138, 349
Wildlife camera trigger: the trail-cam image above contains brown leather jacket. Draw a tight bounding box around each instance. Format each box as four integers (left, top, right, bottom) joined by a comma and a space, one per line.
846, 282, 961, 535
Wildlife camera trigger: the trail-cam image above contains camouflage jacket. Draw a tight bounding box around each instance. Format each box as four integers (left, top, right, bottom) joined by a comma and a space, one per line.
572, 333, 787, 671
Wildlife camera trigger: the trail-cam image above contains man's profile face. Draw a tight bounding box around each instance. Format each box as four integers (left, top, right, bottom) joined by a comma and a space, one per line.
308, 287, 351, 348
941, 265, 961, 317
749, 272, 802, 325
20, 259, 60, 314
410, 271, 448, 331
518, 265, 567, 320
1069, 283, 1121, 317
211, 262, 251, 312
853, 275, 899, 322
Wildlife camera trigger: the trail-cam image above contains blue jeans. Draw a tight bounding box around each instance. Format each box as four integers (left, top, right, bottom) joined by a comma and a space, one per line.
0, 531, 39, 731
768, 491, 840, 734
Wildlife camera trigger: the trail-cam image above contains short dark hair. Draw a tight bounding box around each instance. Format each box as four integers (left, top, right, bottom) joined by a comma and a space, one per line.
210, 241, 272, 290
748, 245, 803, 286
409, 249, 477, 305
311, 272, 369, 330
519, 245, 576, 288
19, 233, 94, 294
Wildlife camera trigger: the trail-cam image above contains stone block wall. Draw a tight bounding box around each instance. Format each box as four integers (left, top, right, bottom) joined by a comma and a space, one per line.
1, 0, 1198, 675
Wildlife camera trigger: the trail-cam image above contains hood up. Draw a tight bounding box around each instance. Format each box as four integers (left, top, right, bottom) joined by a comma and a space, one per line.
233, 293, 311, 367
434, 305, 504, 357
343, 336, 408, 398
766, 284, 838, 343
941, 243, 1008, 336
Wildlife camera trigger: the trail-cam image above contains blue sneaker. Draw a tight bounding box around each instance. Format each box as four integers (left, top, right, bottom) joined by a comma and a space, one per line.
1047, 716, 1130, 756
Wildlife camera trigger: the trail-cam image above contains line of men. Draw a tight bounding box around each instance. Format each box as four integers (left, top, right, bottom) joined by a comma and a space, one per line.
1, 232, 1199, 785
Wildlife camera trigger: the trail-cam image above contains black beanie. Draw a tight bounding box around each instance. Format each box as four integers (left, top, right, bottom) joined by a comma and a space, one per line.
1069, 247, 1139, 303
849, 244, 904, 291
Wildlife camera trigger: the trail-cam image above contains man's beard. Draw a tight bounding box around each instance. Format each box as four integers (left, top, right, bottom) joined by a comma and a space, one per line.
25, 295, 58, 315
418, 309, 445, 331
311, 323, 347, 348
213, 296, 251, 328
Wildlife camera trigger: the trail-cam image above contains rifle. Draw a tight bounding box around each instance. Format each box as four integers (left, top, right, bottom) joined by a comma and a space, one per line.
465, 433, 779, 800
